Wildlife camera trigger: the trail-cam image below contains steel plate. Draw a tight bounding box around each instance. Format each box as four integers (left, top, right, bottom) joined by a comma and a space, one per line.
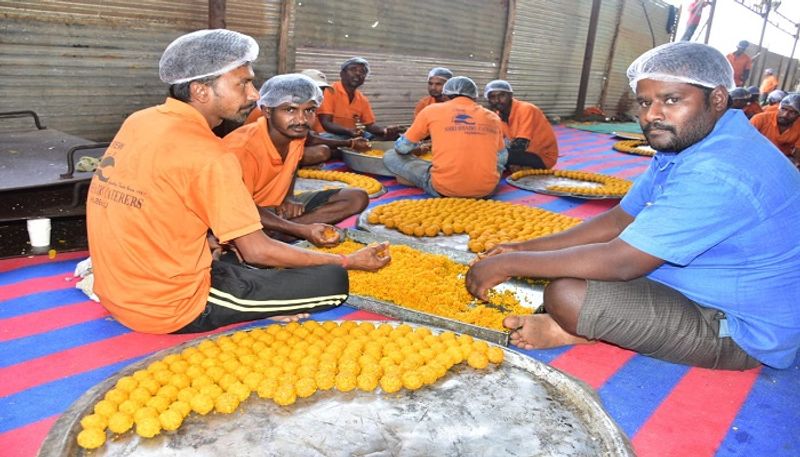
39, 323, 633, 457
611, 131, 645, 141
295, 177, 386, 199
506, 174, 622, 200
341, 140, 396, 177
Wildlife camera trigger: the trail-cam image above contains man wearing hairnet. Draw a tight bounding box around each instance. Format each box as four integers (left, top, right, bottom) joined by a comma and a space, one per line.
763, 89, 786, 113
467, 42, 800, 371
223, 74, 369, 245
87, 30, 390, 335
750, 94, 800, 162
729, 87, 750, 111
726, 40, 752, 87
484, 80, 559, 171
743, 86, 763, 119
317, 57, 403, 141
759, 68, 779, 104
413, 67, 454, 119
383, 76, 506, 198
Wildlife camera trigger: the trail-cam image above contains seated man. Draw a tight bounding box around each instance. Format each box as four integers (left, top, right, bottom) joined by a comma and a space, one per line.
484, 80, 559, 170
87, 30, 390, 335
750, 94, 800, 162
467, 42, 800, 371
223, 74, 370, 244
383, 76, 506, 198
759, 68, 779, 103
729, 87, 749, 111
414, 67, 454, 119
762, 89, 786, 114
743, 86, 763, 119
317, 57, 403, 141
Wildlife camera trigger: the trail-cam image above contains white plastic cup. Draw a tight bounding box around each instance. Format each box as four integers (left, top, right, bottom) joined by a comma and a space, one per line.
27, 218, 52, 247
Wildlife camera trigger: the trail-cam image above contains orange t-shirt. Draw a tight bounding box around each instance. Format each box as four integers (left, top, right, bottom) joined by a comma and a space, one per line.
502, 99, 559, 168
414, 96, 438, 119
727, 52, 752, 86
750, 109, 800, 157
86, 98, 262, 334
405, 97, 504, 197
760, 75, 778, 94
743, 102, 763, 119
317, 81, 376, 130
244, 107, 323, 133
763, 104, 779, 114
223, 116, 305, 207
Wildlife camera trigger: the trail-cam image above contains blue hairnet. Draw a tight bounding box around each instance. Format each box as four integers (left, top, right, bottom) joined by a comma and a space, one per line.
483, 80, 513, 99
627, 41, 734, 91
730, 88, 749, 100
258, 74, 324, 108
341, 57, 370, 75
443, 76, 478, 99
159, 29, 258, 85
767, 90, 787, 104
780, 94, 800, 113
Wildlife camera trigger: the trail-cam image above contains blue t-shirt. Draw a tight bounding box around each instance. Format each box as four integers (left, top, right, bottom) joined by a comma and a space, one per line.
619, 109, 800, 368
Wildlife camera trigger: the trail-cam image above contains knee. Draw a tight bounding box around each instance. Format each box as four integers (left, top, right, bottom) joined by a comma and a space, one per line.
351, 189, 369, 212
542, 278, 586, 331
318, 264, 349, 295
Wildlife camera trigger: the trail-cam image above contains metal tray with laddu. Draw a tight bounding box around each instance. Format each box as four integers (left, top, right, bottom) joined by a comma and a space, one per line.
340, 140, 396, 177
39, 322, 633, 457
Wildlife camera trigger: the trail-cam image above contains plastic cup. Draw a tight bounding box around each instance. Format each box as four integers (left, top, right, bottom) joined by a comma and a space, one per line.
27, 218, 51, 247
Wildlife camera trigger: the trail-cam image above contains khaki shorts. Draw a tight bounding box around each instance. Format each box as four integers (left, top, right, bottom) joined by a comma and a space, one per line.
576, 277, 760, 370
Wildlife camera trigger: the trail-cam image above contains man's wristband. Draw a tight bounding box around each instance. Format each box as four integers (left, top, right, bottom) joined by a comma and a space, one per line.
338, 253, 349, 269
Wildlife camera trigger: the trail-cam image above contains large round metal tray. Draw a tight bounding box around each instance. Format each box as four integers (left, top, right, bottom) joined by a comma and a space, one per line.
295, 176, 386, 199
506, 174, 623, 200
357, 208, 471, 252
341, 140, 396, 177
39, 322, 633, 457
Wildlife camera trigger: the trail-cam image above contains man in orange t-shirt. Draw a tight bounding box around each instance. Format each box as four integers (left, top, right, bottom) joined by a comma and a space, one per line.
763, 90, 786, 114
383, 76, 506, 198
759, 68, 779, 103
484, 80, 558, 170
317, 57, 403, 141
87, 30, 389, 334
750, 94, 800, 162
224, 74, 369, 245
743, 86, 763, 119
414, 67, 454, 119
726, 40, 752, 87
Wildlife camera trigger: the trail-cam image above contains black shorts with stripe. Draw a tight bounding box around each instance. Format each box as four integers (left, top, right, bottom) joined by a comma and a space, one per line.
173, 259, 348, 334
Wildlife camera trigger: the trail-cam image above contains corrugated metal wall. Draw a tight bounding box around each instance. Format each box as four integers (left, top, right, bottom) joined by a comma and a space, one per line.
0, 0, 281, 140
603, 0, 673, 118
289, 0, 507, 126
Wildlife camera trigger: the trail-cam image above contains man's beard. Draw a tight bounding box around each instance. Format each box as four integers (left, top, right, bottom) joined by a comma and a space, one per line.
224, 102, 257, 124
642, 110, 715, 152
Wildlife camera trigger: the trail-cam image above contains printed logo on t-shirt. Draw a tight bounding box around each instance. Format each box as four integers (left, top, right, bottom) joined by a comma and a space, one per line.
89, 149, 146, 210
453, 114, 475, 126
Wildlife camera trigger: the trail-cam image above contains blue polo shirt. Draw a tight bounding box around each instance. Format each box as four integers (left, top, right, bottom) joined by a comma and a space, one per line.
619, 109, 800, 368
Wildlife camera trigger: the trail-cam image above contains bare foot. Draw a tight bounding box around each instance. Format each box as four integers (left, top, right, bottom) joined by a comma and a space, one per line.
503, 314, 591, 350
269, 313, 310, 323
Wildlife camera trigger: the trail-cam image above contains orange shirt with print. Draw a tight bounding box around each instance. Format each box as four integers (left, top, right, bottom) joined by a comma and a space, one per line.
86, 98, 262, 334
750, 109, 800, 157
502, 99, 559, 168
223, 116, 305, 207
414, 96, 438, 119
405, 96, 504, 197
727, 52, 752, 86
317, 81, 376, 130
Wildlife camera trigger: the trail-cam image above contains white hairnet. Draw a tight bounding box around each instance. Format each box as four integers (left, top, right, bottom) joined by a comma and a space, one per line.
729, 88, 749, 100
767, 90, 787, 104
626, 41, 734, 92
341, 57, 370, 75
427, 67, 454, 81
443, 76, 478, 99
258, 74, 324, 108
483, 80, 513, 99
780, 94, 800, 113
159, 29, 259, 85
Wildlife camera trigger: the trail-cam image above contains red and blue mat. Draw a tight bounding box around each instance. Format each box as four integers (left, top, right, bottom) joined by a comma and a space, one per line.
1, 126, 797, 456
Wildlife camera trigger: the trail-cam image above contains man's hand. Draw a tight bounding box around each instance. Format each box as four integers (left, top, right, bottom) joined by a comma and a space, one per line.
305, 223, 341, 247
411, 142, 432, 156
466, 255, 511, 301
352, 138, 372, 152
345, 242, 391, 272
207, 234, 224, 260
277, 199, 305, 219
384, 125, 405, 139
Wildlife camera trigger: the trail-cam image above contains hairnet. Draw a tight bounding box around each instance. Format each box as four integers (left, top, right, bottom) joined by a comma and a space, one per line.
626, 41, 734, 92
747, 86, 760, 95
159, 29, 258, 85
483, 80, 513, 98
427, 67, 454, 81
767, 90, 787, 104
764, 68, 774, 75
442, 76, 478, 99
340, 57, 370, 75
780, 94, 800, 113
258, 74, 324, 108
737, 40, 749, 49
729, 88, 749, 100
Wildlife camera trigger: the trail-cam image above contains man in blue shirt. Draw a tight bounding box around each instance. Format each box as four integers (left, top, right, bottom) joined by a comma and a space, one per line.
466, 42, 800, 370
